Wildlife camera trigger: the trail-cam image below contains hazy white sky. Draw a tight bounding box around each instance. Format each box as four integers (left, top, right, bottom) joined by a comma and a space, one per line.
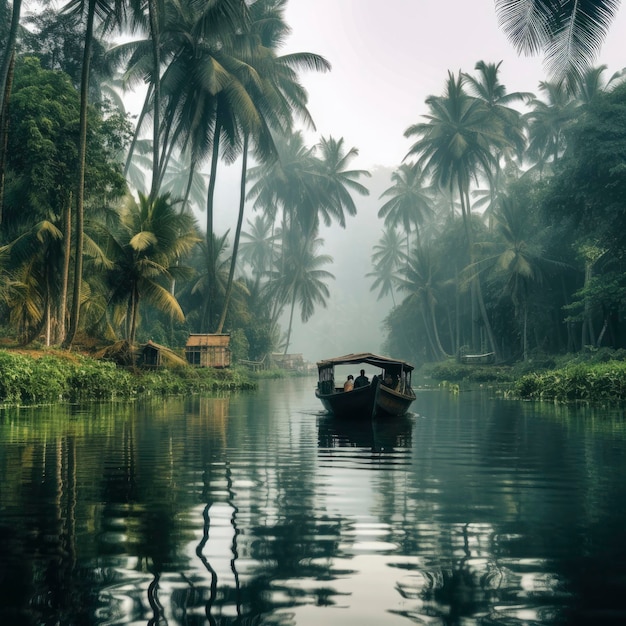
283, 0, 626, 170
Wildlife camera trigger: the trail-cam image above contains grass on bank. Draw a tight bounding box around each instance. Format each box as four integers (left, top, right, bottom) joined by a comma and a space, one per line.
0, 349, 257, 406
425, 347, 626, 403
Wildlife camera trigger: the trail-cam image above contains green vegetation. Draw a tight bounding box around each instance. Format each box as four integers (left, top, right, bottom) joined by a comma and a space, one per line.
1, 0, 626, 388
0, 2, 368, 362
426, 348, 626, 403
0, 349, 255, 406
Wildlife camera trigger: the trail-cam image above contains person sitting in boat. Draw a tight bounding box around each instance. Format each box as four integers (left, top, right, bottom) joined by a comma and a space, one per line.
383, 373, 393, 387
343, 374, 354, 391
354, 369, 369, 388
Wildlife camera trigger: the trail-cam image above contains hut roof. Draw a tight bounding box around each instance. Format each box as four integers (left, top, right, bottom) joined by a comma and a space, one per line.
186, 333, 230, 348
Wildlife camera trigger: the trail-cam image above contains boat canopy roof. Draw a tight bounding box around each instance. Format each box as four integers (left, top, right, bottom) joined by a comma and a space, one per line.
316, 352, 414, 372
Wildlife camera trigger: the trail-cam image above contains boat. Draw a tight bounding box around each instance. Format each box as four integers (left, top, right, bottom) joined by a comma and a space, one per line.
315, 352, 416, 418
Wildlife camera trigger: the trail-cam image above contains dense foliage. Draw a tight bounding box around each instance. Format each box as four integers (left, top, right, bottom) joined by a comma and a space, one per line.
0, 0, 366, 361
1, 0, 626, 381
377, 67, 626, 371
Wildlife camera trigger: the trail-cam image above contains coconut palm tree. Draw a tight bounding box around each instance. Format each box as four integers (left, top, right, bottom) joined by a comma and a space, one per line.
463, 60, 530, 227
494, 0, 621, 86
215, 0, 331, 333
314, 135, 370, 228
378, 162, 433, 255
525, 80, 578, 174
405, 71, 506, 358
105, 192, 199, 346
240, 214, 280, 280
366, 227, 407, 306
62, 0, 126, 348
400, 243, 452, 360
265, 231, 334, 355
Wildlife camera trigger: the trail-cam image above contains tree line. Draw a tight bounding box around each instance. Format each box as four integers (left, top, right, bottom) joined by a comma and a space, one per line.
375, 62, 626, 367
1, 0, 625, 368
0, 0, 370, 360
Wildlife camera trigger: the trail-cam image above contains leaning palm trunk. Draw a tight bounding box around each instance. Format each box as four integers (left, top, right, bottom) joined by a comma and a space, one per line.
283, 292, 297, 356
202, 121, 222, 332
148, 0, 161, 200
64, 0, 95, 348
124, 84, 152, 177
217, 135, 249, 334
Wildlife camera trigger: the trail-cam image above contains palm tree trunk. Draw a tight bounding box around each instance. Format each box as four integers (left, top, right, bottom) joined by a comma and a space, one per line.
0, 0, 20, 114
283, 292, 297, 356
148, 0, 161, 200
459, 183, 499, 360
124, 84, 152, 177
203, 119, 221, 332
217, 135, 248, 333
58, 192, 72, 344
64, 0, 95, 348
0, 49, 15, 223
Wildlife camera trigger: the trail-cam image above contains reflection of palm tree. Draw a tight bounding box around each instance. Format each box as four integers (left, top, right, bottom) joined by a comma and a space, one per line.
367, 227, 407, 306
495, 0, 620, 85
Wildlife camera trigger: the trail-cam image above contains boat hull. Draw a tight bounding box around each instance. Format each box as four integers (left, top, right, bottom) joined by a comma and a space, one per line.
316, 377, 415, 418
375, 383, 415, 417
315, 381, 378, 418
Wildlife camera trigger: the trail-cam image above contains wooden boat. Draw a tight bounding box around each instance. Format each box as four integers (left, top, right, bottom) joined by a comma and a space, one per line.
315, 352, 416, 418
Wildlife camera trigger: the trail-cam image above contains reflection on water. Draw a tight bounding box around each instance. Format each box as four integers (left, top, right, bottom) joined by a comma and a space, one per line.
1, 379, 626, 624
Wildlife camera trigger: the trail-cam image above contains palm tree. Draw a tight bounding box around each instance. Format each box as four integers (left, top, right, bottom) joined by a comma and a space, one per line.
494, 0, 621, 86
216, 0, 331, 332
247, 130, 322, 236
366, 227, 407, 306
400, 243, 452, 360
378, 162, 433, 255
62, 0, 126, 348
468, 195, 563, 360
574, 63, 626, 105
240, 215, 280, 280
314, 135, 370, 228
463, 60, 530, 227
405, 71, 505, 358
105, 192, 199, 346
525, 80, 578, 174
266, 232, 334, 355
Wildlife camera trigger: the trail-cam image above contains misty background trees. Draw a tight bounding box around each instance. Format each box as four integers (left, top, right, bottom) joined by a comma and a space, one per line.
1, 0, 626, 368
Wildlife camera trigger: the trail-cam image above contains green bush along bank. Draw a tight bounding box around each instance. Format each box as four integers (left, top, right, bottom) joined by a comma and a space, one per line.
426, 350, 626, 403
0, 350, 255, 406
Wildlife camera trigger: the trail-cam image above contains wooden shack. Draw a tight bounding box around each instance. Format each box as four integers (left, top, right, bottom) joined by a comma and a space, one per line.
185, 333, 231, 368
271, 353, 305, 372
140, 340, 188, 369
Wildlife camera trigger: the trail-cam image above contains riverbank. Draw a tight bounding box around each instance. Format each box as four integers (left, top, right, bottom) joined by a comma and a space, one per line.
425, 349, 626, 403
0, 348, 257, 406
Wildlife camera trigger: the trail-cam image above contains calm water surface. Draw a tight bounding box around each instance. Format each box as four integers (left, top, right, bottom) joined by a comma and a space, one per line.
2, 377, 626, 625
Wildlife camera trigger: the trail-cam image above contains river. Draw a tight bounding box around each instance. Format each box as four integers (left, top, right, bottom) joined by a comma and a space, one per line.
1, 376, 626, 625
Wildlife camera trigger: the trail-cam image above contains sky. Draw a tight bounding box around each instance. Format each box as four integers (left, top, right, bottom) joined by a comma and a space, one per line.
281, 0, 626, 170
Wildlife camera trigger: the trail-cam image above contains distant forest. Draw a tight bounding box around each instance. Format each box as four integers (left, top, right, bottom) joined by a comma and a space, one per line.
1, 0, 626, 368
